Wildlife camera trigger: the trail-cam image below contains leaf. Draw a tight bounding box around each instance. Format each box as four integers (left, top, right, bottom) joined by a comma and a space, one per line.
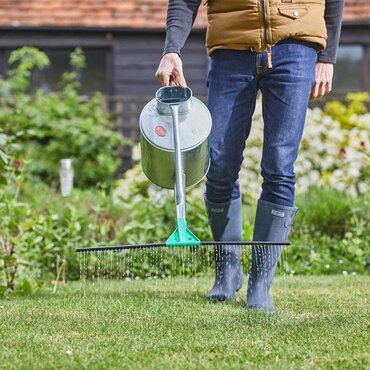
0, 135, 7, 146
15, 277, 33, 295
32, 236, 43, 245
0, 175, 7, 186
0, 149, 9, 164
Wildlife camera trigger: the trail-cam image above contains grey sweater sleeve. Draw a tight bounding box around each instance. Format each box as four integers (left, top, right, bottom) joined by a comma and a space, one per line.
163, 0, 344, 63
163, 0, 202, 56
317, 0, 345, 64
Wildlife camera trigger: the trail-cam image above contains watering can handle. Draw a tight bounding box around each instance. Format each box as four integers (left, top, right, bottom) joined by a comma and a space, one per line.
170, 104, 186, 220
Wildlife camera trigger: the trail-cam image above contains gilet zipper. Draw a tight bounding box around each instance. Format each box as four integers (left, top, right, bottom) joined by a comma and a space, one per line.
261, 0, 272, 68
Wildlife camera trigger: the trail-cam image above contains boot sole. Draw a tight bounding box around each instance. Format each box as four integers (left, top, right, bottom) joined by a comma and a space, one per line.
206, 294, 234, 302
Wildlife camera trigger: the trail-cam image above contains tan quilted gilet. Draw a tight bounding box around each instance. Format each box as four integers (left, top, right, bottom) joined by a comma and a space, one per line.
206, 0, 327, 55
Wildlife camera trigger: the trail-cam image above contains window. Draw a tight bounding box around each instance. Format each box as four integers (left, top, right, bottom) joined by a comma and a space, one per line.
1, 47, 109, 95
333, 45, 369, 92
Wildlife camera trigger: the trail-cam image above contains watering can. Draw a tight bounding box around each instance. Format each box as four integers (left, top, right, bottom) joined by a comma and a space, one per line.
140, 86, 212, 189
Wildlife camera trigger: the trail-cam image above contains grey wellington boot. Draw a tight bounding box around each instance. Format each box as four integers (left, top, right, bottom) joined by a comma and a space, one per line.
205, 197, 244, 301
246, 199, 298, 312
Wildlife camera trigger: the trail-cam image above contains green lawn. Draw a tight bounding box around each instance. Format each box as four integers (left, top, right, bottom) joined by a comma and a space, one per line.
0, 276, 369, 369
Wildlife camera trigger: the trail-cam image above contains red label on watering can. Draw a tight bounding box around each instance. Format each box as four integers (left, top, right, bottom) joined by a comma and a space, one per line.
154, 125, 167, 137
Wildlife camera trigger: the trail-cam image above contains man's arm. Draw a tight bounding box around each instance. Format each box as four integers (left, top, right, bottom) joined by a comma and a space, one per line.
156, 0, 201, 86
311, 0, 344, 99
317, 0, 345, 64
163, 0, 202, 56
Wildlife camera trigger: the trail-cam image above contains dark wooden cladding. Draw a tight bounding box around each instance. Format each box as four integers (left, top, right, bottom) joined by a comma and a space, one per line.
0, 30, 113, 48
112, 32, 208, 97
339, 23, 370, 45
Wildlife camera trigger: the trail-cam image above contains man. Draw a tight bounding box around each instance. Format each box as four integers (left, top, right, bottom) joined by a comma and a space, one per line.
156, 0, 344, 311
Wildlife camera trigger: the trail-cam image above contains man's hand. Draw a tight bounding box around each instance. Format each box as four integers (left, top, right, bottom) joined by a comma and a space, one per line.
310, 62, 334, 100
155, 53, 187, 87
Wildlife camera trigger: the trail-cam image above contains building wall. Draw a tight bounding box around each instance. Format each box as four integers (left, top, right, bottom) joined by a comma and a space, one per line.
112, 31, 208, 97
0, 25, 368, 97
0, 28, 208, 98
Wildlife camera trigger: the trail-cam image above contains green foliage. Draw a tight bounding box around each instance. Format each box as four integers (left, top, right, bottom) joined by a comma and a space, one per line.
2, 47, 50, 93
1, 178, 369, 296
58, 47, 86, 91
0, 126, 23, 190
69, 46, 87, 69
0, 47, 129, 187
289, 186, 370, 275
324, 92, 370, 130
0, 181, 122, 294
0, 132, 9, 187
0, 47, 130, 294
295, 186, 363, 237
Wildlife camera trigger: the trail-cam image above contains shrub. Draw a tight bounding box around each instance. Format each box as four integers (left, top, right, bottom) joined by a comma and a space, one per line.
324, 92, 369, 130
0, 47, 129, 188
295, 186, 363, 237
1, 178, 368, 296
0, 181, 120, 295
289, 186, 369, 275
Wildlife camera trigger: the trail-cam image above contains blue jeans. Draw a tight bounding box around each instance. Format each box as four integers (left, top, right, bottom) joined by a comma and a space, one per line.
205, 40, 317, 207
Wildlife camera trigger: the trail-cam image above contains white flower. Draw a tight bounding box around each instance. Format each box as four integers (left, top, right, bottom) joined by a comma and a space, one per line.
347, 186, 357, 198
298, 176, 310, 189
332, 169, 343, 178
335, 182, 346, 192
358, 182, 368, 194
308, 170, 320, 183
329, 130, 344, 143
131, 144, 141, 162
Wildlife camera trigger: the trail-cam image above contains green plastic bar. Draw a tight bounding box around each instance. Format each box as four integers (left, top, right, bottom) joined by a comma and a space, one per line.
166, 218, 201, 247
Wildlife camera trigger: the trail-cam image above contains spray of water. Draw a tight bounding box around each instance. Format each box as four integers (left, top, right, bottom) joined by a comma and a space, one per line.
79, 243, 288, 304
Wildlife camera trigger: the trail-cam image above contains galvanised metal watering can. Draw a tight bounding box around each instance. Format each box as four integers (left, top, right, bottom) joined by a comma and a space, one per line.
140, 86, 212, 190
